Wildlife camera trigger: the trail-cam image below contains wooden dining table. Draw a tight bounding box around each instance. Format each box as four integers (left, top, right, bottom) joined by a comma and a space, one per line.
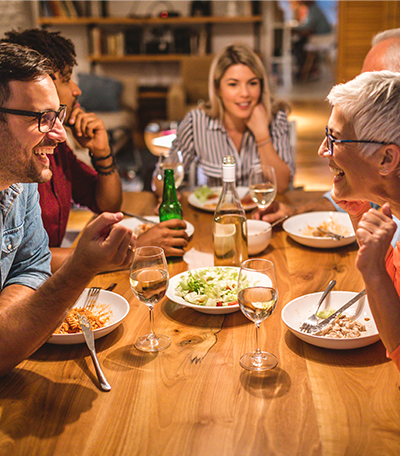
1, 190, 400, 456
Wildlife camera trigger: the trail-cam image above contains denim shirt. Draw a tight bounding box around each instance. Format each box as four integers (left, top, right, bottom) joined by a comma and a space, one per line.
0, 183, 51, 290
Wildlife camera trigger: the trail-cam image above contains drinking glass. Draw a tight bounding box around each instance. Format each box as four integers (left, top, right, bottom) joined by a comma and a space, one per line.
237, 258, 278, 371
154, 149, 184, 194
129, 246, 171, 352
249, 165, 277, 210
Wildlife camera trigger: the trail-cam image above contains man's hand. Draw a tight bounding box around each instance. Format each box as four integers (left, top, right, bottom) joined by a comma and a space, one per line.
73, 212, 135, 275
68, 106, 110, 156
136, 219, 189, 257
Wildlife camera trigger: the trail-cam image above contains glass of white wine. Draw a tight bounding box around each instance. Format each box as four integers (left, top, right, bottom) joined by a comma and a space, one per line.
237, 258, 278, 371
129, 246, 171, 352
249, 165, 277, 210
154, 149, 184, 194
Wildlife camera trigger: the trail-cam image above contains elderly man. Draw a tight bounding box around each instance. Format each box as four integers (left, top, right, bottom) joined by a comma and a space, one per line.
0, 42, 133, 377
2, 29, 188, 270
259, 28, 400, 227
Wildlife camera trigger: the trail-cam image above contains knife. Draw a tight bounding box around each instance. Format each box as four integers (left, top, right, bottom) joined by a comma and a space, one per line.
122, 211, 157, 225
309, 289, 367, 334
77, 313, 111, 392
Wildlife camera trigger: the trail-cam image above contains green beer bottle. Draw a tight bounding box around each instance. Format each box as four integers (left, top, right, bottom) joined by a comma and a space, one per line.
159, 169, 183, 222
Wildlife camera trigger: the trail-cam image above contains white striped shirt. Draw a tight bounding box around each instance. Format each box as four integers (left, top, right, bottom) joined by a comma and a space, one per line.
170, 108, 295, 187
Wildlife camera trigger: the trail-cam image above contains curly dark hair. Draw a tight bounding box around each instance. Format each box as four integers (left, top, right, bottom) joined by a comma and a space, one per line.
2, 28, 77, 78
0, 42, 53, 108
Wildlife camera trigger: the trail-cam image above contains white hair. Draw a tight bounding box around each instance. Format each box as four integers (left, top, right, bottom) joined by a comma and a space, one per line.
327, 71, 400, 156
372, 28, 400, 46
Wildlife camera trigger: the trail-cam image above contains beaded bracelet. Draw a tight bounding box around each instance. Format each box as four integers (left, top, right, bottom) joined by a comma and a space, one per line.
89, 151, 113, 163
256, 137, 272, 147
96, 166, 117, 176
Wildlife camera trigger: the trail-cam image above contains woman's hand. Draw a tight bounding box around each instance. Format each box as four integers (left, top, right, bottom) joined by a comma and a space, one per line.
245, 103, 270, 140
355, 203, 397, 276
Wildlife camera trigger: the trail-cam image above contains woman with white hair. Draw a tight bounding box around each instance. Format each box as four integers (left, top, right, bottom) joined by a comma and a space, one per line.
169, 43, 294, 193
319, 70, 400, 370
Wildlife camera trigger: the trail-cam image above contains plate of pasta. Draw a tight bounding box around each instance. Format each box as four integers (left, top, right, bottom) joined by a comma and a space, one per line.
47, 289, 130, 345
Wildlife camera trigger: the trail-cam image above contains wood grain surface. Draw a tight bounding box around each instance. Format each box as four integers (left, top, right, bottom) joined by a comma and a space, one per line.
0, 190, 399, 456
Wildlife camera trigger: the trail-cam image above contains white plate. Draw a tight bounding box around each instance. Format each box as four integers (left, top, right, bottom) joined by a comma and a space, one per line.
166, 267, 240, 314
47, 289, 130, 345
119, 215, 194, 238
281, 291, 380, 349
283, 211, 356, 248
188, 187, 256, 212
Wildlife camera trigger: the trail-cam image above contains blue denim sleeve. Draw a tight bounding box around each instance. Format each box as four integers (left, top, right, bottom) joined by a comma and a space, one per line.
323, 190, 400, 247
5, 184, 51, 289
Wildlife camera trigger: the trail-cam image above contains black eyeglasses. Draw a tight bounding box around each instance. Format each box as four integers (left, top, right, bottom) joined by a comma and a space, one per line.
0, 104, 67, 133
325, 127, 389, 156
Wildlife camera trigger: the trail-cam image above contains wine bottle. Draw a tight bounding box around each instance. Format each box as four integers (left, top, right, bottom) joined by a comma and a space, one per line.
213, 156, 248, 266
159, 168, 183, 222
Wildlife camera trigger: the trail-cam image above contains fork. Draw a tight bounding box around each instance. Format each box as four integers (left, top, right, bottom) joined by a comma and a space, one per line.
83, 286, 101, 311
77, 287, 111, 392
317, 227, 344, 241
299, 279, 336, 332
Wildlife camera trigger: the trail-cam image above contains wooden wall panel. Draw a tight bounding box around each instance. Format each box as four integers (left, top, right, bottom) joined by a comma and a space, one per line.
337, 1, 400, 83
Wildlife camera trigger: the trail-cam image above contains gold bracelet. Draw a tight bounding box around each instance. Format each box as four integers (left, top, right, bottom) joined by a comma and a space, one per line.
256, 137, 272, 147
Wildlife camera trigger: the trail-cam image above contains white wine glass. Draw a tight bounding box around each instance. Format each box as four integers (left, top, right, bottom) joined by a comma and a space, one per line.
154, 149, 184, 194
249, 165, 277, 210
237, 258, 278, 371
129, 246, 171, 352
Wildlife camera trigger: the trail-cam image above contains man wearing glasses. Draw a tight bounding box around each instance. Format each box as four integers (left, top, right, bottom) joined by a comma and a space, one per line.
1, 28, 188, 267
1, 28, 122, 272
0, 42, 133, 376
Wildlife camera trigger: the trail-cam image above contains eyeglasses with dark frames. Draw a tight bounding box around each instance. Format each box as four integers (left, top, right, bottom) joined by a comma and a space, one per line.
325, 127, 389, 156
0, 104, 67, 133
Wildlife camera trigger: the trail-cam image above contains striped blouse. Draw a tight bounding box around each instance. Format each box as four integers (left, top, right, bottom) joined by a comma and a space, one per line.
170, 108, 295, 187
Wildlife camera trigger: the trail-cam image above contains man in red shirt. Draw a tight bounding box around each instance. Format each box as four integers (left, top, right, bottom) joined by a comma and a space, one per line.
2, 29, 188, 270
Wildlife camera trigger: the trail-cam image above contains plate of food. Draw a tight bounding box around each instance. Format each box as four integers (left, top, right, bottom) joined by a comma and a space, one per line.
283, 211, 356, 248
47, 289, 130, 345
166, 267, 241, 314
188, 186, 256, 212
281, 291, 380, 349
119, 215, 194, 238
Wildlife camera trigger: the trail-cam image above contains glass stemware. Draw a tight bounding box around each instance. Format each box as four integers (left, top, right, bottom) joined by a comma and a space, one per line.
249, 165, 277, 210
237, 258, 278, 371
154, 149, 184, 194
129, 246, 171, 352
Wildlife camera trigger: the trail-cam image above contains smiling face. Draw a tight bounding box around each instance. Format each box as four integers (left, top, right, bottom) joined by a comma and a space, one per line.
218, 64, 261, 126
0, 75, 66, 189
318, 106, 382, 202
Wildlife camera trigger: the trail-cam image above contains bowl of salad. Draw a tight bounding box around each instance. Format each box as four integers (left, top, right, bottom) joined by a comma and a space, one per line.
166, 267, 243, 314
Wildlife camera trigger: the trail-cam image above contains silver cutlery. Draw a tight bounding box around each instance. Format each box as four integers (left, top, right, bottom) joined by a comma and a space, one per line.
317, 227, 345, 240
77, 287, 111, 392
299, 279, 336, 332
122, 211, 156, 225
270, 215, 289, 228
307, 289, 367, 334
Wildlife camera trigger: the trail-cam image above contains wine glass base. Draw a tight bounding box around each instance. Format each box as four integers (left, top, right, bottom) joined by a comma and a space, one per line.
135, 333, 171, 352
239, 351, 278, 371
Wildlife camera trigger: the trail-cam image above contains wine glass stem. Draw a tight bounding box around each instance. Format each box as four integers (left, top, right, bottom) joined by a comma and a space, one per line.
255, 322, 261, 354
149, 307, 155, 336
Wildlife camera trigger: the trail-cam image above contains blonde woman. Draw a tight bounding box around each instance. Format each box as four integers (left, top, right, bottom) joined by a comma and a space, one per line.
170, 44, 294, 193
